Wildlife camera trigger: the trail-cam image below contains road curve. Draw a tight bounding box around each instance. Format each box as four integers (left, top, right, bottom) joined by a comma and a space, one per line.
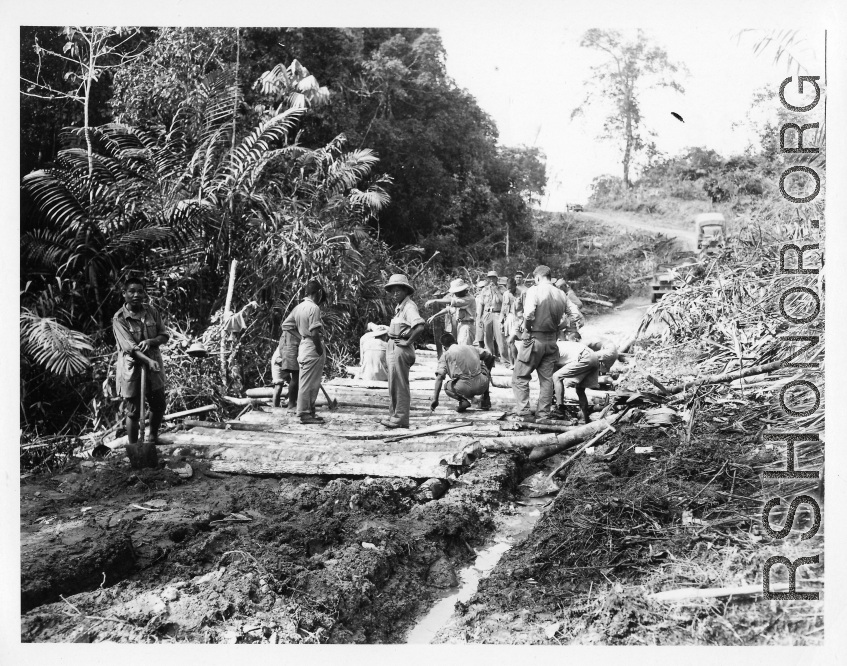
579, 210, 697, 251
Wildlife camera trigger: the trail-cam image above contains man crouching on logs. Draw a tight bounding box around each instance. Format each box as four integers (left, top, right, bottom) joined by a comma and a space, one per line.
430, 333, 494, 412
112, 276, 169, 469
381, 274, 425, 429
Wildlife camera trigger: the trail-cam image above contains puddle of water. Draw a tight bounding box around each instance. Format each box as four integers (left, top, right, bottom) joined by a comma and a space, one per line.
404, 497, 548, 644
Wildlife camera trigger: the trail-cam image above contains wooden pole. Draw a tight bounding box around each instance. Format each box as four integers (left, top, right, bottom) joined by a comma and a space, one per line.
221, 259, 238, 384
163, 404, 217, 421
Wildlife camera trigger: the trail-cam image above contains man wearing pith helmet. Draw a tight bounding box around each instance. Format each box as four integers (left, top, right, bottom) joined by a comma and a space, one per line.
426, 277, 477, 347
381, 274, 426, 429
476, 270, 505, 359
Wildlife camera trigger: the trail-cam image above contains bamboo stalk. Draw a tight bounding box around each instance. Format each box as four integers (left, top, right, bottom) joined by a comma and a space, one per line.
664, 361, 783, 395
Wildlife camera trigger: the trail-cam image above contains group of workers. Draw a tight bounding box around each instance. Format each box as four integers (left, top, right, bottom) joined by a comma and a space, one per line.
111, 265, 622, 458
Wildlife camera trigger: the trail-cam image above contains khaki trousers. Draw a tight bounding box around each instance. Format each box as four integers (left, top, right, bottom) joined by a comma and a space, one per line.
512, 331, 559, 417
296, 337, 325, 417
386, 340, 416, 427
455, 320, 475, 346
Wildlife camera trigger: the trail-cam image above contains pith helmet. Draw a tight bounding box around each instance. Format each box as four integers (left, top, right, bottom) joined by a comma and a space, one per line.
476, 279, 487, 289
498, 277, 508, 286
186, 341, 208, 358
486, 270, 498, 278
384, 273, 415, 294
514, 270, 525, 277
448, 278, 470, 294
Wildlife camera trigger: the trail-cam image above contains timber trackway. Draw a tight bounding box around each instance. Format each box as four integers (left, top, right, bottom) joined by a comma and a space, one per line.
20, 302, 646, 644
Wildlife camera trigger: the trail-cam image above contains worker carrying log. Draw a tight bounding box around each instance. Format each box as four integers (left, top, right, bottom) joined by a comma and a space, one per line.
512, 265, 583, 422
272, 306, 301, 409
356, 323, 389, 381
292, 280, 327, 425
499, 277, 522, 369
476, 270, 507, 361
381, 274, 426, 429
426, 278, 477, 347
567, 330, 619, 374
430, 333, 494, 412
112, 276, 169, 468
551, 339, 600, 423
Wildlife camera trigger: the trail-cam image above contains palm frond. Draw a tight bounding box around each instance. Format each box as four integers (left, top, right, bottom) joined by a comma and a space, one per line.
20, 309, 93, 377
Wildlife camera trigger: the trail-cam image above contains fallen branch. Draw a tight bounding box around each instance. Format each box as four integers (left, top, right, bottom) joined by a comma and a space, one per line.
163, 404, 217, 421
648, 583, 790, 602
664, 362, 783, 395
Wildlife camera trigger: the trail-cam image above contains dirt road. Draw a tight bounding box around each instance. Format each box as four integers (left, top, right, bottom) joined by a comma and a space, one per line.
580, 210, 697, 251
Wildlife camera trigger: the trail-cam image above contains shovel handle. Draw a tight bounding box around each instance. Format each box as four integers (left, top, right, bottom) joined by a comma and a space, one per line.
139, 364, 147, 444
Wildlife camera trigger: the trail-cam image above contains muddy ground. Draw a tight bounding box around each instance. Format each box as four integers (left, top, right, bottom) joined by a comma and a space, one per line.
433, 345, 825, 645
20, 451, 520, 643
20, 297, 824, 645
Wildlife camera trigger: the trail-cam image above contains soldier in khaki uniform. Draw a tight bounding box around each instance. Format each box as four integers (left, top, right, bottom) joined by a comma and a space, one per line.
426, 278, 476, 346
290, 280, 327, 424
382, 274, 426, 429
512, 265, 578, 421
476, 270, 506, 359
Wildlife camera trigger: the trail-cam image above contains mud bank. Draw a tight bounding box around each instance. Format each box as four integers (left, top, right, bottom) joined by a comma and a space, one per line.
21, 452, 520, 643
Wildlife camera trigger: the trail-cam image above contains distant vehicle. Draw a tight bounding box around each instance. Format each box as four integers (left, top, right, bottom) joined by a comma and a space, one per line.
570, 203, 585, 212
694, 213, 725, 251
650, 256, 699, 303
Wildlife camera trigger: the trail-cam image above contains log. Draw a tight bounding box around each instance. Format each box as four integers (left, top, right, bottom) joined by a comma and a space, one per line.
580, 296, 614, 308
528, 412, 625, 462
210, 458, 453, 479
238, 409, 506, 424
223, 396, 270, 406
183, 420, 273, 432
163, 405, 218, 421
475, 432, 560, 452
500, 421, 577, 434
157, 435, 469, 456
549, 424, 615, 478
665, 362, 783, 395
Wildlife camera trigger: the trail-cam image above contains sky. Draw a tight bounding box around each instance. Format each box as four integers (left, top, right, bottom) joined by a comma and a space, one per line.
439, 23, 826, 210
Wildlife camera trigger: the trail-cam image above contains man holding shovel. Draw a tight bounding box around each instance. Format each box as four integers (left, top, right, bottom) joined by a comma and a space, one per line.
112, 277, 169, 469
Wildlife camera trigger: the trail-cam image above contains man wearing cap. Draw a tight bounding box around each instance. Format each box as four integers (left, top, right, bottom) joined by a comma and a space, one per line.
555, 278, 584, 308
431, 333, 494, 412
382, 274, 426, 429
512, 265, 579, 421
552, 339, 600, 424
476, 270, 506, 359
356, 323, 390, 381
426, 278, 477, 346
292, 280, 327, 425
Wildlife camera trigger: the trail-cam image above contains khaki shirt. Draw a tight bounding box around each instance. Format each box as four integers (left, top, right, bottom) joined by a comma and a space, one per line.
389, 295, 425, 338
556, 340, 592, 364
436, 344, 488, 381
524, 282, 581, 333
112, 304, 168, 398
478, 284, 504, 313
449, 294, 476, 321
291, 297, 323, 338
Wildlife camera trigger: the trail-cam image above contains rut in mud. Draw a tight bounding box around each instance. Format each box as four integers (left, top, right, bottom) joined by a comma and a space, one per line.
21, 453, 521, 643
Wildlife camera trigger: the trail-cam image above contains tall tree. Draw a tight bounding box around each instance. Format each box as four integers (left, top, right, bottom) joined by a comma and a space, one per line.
572, 29, 685, 188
